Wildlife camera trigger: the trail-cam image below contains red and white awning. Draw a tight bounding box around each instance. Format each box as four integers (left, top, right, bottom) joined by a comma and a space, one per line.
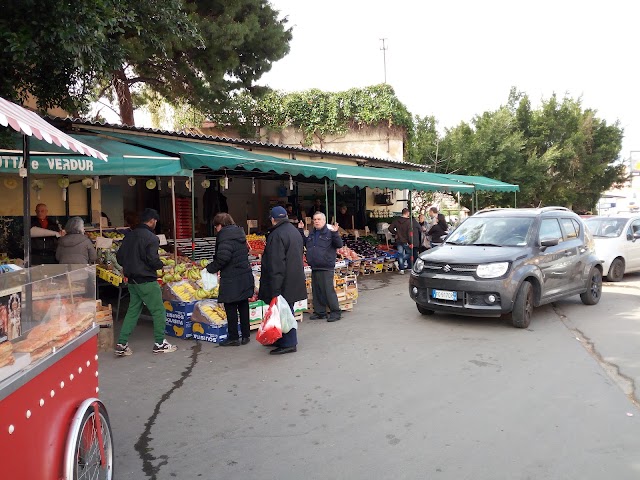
0, 96, 107, 161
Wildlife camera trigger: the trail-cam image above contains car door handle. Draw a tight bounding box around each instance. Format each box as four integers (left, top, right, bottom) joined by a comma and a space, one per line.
564, 251, 573, 256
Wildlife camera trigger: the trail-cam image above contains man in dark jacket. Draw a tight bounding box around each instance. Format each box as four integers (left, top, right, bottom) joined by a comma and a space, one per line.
30, 203, 63, 265
388, 208, 412, 274
114, 208, 177, 356
258, 206, 306, 355
302, 212, 343, 321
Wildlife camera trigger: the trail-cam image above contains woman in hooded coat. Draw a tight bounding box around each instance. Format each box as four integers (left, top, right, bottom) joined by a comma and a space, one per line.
206, 213, 255, 346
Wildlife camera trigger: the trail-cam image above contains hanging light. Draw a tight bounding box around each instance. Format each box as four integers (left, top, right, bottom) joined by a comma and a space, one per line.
146, 179, 157, 190
94, 176, 99, 190
251, 177, 256, 194
289, 175, 293, 191
224, 174, 229, 190
157, 176, 161, 191
186, 179, 192, 192
57, 177, 69, 201
81, 177, 94, 189
127, 177, 137, 187
31, 179, 44, 200
201, 179, 211, 189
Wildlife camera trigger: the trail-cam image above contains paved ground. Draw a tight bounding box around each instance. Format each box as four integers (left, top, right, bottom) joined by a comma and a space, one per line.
98, 272, 640, 480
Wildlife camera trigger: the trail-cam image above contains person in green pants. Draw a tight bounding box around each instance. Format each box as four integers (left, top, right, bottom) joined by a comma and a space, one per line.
114, 208, 177, 356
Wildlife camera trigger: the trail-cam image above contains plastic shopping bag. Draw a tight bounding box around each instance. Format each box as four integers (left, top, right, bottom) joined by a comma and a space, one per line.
277, 295, 297, 334
256, 297, 283, 345
201, 268, 219, 290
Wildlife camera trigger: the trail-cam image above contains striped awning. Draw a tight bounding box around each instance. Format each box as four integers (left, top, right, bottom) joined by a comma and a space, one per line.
0, 97, 107, 161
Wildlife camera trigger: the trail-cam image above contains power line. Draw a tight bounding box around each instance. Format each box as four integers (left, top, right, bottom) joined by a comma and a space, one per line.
379, 38, 388, 84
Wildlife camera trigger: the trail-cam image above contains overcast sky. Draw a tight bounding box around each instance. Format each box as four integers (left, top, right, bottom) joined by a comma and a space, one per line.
259, 0, 640, 164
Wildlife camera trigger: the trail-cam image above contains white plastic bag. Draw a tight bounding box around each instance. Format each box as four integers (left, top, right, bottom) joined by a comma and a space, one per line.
277, 295, 298, 333
201, 268, 219, 290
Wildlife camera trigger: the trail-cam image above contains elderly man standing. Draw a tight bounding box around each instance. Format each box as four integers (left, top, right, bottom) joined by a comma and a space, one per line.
300, 212, 343, 322
30, 203, 64, 265
259, 206, 306, 354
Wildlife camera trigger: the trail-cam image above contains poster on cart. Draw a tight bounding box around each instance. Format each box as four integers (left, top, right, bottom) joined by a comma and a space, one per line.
0, 292, 21, 342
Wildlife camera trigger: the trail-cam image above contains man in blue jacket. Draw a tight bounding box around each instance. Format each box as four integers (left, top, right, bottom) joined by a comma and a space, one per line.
302, 212, 343, 322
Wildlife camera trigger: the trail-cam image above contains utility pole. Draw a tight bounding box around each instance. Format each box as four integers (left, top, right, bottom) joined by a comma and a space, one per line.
379, 38, 388, 83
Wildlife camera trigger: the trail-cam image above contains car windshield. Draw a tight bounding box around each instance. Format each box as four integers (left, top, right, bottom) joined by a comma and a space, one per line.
445, 216, 534, 246
584, 218, 627, 237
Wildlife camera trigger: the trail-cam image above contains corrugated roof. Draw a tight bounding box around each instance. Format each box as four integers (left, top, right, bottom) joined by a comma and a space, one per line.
46, 116, 427, 170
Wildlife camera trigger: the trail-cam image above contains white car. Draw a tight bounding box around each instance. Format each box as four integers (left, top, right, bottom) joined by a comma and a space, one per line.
583, 214, 640, 281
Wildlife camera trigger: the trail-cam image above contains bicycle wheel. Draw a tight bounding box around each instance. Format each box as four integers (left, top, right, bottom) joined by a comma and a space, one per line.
72, 403, 114, 480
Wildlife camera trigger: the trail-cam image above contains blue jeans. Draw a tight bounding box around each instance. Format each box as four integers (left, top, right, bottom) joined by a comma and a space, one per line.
397, 243, 410, 270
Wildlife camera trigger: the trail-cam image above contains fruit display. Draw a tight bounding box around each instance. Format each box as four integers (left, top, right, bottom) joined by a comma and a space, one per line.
247, 234, 266, 252
165, 280, 199, 302
336, 246, 362, 261
86, 230, 126, 241
192, 300, 227, 325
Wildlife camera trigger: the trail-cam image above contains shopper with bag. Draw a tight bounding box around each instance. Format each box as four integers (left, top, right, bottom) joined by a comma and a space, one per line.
258, 206, 306, 355
206, 213, 254, 346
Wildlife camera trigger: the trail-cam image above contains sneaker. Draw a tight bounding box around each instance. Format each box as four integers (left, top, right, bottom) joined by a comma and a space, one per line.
398, 269, 405, 275
153, 340, 177, 354
114, 343, 132, 357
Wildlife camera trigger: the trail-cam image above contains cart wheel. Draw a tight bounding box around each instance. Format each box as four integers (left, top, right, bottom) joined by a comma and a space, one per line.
64, 399, 114, 480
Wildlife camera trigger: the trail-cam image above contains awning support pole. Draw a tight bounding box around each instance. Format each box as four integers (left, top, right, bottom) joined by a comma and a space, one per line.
324, 179, 329, 221
333, 181, 337, 225
191, 172, 195, 261
408, 190, 414, 268
22, 135, 30, 267
171, 176, 178, 264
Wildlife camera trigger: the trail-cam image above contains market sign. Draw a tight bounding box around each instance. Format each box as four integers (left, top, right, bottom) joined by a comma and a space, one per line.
0, 155, 97, 173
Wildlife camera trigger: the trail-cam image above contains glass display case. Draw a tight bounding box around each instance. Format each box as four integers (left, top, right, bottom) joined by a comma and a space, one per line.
0, 264, 97, 384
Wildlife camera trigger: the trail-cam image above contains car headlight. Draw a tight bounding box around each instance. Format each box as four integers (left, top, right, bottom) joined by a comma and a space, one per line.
413, 257, 424, 273
476, 262, 509, 278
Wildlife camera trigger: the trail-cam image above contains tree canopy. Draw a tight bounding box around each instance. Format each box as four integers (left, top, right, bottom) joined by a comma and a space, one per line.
408, 89, 626, 212
0, 0, 292, 124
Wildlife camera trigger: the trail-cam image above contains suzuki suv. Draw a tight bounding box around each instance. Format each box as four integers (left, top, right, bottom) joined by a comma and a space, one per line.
409, 207, 603, 328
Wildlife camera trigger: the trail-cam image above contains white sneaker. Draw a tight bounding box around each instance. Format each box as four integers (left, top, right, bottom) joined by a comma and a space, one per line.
153, 340, 177, 354
398, 269, 405, 275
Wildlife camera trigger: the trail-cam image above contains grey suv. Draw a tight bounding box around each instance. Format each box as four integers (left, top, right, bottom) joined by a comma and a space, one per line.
409, 207, 603, 328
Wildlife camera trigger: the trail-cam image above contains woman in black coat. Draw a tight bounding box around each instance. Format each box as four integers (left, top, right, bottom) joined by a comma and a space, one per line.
428, 213, 449, 245
206, 213, 255, 346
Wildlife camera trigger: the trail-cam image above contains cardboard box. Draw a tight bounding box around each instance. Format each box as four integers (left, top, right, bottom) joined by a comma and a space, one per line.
192, 321, 230, 343
164, 300, 195, 339
249, 300, 266, 325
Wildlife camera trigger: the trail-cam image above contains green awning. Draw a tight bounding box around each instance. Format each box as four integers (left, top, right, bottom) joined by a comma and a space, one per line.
429, 173, 519, 192
315, 163, 475, 193
0, 134, 190, 176
100, 132, 338, 181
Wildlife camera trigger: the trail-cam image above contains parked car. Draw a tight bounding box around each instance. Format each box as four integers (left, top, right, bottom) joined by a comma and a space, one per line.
583, 214, 640, 281
409, 207, 603, 328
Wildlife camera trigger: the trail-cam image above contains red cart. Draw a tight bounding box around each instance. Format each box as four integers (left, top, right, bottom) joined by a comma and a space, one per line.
0, 265, 113, 480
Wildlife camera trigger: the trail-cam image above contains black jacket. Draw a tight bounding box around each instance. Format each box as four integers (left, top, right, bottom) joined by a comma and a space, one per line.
389, 216, 411, 244
56, 233, 97, 264
303, 225, 343, 271
206, 225, 254, 304
258, 220, 306, 304
116, 224, 163, 283
30, 217, 60, 256
428, 221, 449, 244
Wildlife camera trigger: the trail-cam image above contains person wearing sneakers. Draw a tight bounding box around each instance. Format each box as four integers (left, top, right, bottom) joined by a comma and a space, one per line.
388, 208, 412, 274
206, 212, 254, 346
300, 212, 343, 322
258, 206, 306, 355
114, 208, 177, 356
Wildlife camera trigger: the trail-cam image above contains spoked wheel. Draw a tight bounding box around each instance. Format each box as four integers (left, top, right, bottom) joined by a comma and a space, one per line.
65, 400, 114, 480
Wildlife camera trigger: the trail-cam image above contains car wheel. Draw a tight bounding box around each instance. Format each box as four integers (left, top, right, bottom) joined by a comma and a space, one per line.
580, 267, 602, 305
511, 281, 533, 328
606, 258, 625, 282
416, 304, 435, 315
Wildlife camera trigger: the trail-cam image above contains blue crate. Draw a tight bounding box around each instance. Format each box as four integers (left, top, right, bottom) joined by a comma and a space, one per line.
164, 300, 195, 339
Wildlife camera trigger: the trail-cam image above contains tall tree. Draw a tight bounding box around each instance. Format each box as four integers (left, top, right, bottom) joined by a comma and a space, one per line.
406, 115, 441, 168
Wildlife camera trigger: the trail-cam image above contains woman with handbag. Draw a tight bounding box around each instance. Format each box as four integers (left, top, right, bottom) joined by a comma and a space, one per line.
206, 213, 255, 346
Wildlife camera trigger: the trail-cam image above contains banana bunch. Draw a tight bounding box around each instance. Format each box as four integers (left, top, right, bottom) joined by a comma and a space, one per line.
187, 268, 202, 281
200, 304, 227, 325
171, 282, 198, 302
195, 287, 218, 300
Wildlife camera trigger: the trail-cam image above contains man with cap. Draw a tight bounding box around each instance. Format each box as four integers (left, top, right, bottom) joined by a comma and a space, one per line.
258, 206, 306, 354
114, 208, 177, 356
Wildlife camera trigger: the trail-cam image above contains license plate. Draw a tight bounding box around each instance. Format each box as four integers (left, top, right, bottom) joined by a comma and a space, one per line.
432, 289, 457, 301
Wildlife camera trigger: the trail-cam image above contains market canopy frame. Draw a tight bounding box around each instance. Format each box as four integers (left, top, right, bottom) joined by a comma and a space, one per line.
428, 173, 519, 193
96, 131, 339, 181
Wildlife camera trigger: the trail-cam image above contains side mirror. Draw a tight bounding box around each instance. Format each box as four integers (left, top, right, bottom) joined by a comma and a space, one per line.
540, 238, 560, 248
633, 232, 640, 241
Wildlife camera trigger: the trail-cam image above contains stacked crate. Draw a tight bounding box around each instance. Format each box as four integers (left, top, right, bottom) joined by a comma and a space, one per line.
305, 271, 357, 313
95, 300, 114, 351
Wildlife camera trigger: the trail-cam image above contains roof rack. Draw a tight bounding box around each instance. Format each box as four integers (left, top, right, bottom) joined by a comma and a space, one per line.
539, 206, 570, 212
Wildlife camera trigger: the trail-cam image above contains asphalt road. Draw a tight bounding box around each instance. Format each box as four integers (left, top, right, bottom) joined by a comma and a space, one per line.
99, 272, 640, 480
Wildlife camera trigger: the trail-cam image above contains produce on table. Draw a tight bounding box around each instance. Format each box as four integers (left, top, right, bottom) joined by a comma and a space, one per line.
192, 300, 227, 325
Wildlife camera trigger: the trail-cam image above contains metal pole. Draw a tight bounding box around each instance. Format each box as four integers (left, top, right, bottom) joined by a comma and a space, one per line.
514, 191, 517, 208
191, 172, 195, 261
324, 179, 329, 220
333, 181, 337, 225
171, 176, 178, 264
22, 135, 30, 267
408, 190, 414, 268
